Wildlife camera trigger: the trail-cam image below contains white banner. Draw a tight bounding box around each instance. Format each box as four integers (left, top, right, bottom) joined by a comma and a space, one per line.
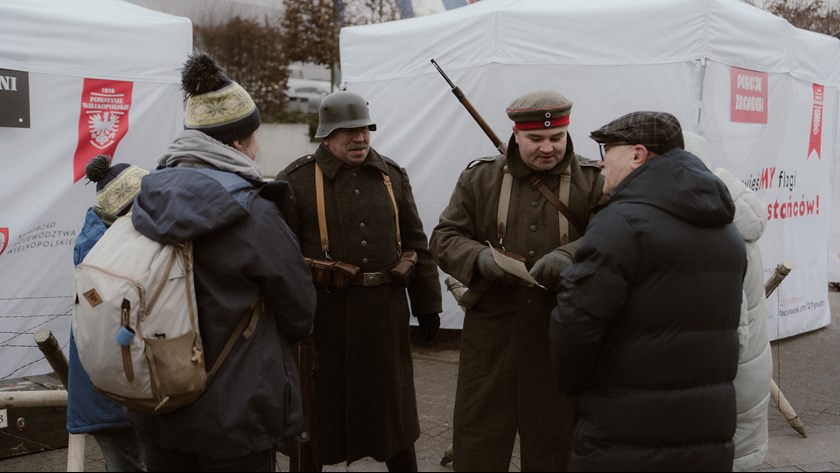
0, 0, 191, 379
341, 0, 840, 336
0, 75, 185, 379
700, 62, 834, 339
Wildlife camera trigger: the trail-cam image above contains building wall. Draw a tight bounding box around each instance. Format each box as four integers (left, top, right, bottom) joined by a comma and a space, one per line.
256, 123, 315, 178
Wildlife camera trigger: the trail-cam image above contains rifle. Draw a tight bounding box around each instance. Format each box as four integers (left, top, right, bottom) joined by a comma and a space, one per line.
431, 59, 508, 155
289, 337, 320, 471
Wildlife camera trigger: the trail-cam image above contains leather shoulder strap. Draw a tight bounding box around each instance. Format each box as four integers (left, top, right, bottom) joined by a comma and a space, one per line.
527, 174, 585, 236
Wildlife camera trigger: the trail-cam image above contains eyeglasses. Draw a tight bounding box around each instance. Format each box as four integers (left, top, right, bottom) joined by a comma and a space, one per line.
598, 142, 634, 161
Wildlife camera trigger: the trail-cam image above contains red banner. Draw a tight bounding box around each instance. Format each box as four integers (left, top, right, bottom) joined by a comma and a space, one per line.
808, 83, 824, 160
73, 79, 133, 182
0, 227, 8, 256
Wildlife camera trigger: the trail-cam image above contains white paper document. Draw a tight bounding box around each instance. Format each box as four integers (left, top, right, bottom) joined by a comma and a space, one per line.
486, 242, 546, 289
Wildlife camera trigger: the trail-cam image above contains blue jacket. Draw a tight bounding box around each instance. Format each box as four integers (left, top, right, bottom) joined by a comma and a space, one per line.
67, 207, 131, 434
126, 167, 316, 458
551, 148, 746, 471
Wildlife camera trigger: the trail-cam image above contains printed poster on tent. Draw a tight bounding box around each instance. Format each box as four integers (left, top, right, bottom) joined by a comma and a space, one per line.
722, 66, 832, 340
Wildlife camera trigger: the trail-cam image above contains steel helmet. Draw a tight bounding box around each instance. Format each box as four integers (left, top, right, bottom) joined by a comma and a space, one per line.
315, 91, 377, 139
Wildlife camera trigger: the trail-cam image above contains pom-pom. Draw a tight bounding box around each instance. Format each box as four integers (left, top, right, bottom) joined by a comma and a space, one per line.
181, 52, 226, 97
85, 154, 113, 183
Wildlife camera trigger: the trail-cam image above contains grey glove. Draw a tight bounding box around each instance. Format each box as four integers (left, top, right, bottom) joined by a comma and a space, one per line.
529, 248, 574, 290
476, 248, 514, 283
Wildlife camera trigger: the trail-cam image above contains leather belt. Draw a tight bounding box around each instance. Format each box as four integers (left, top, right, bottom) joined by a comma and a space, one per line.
350, 270, 394, 287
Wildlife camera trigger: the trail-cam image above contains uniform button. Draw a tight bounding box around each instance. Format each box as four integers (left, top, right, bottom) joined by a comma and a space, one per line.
361, 240, 367, 246
528, 250, 535, 257
531, 201, 539, 207
360, 222, 366, 228
530, 225, 537, 232
355, 189, 361, 195
362, 258, 369, 264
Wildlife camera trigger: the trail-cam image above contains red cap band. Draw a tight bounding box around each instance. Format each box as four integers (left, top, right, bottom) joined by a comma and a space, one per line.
515, 116, 570, 130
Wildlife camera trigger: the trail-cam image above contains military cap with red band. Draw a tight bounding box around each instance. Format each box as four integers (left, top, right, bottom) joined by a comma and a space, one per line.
506, 90, 572, 130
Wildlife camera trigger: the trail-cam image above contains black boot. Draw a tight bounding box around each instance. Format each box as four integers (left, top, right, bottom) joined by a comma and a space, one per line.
385, 445, 417, 472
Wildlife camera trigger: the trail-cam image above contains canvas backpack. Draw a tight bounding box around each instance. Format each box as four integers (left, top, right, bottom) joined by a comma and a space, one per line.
73, 214, 260, 414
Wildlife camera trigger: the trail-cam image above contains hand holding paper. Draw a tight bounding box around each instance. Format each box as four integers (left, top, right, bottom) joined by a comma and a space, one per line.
485, 242, 546, 289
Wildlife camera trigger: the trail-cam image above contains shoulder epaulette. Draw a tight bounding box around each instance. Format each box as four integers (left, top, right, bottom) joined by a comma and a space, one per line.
381, 156, 404, 172
285, 154, 316, 174
466, 156, 497, 170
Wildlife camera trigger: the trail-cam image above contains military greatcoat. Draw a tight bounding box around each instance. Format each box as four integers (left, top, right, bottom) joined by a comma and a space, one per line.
279, 144, 442, 465
429, 136, 604, 471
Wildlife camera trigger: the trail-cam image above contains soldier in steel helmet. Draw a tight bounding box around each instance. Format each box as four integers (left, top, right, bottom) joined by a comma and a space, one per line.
278, 91, 443, 471
429, 90, 606, 471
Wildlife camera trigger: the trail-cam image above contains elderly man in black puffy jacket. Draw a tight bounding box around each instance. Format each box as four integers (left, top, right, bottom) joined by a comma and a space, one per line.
550, 111, 746, 472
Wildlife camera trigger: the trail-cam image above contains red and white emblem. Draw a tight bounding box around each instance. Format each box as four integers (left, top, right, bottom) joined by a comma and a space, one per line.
73, 79, 133, 182
0, 228, 8, 256
88, 110, 121, 149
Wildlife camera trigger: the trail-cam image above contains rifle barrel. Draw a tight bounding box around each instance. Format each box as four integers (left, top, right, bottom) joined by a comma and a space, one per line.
430, 59, 456, 89
431, 58, 506, 153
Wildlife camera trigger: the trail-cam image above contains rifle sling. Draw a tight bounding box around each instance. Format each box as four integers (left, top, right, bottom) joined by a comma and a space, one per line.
527, 174, 585, 236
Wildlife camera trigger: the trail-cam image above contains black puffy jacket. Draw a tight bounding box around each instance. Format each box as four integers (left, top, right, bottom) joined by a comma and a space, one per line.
550, 148, 746, 471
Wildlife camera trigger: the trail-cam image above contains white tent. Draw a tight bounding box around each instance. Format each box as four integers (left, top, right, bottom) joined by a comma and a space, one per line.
0, 0, 191, 379
340, 0, 840, 338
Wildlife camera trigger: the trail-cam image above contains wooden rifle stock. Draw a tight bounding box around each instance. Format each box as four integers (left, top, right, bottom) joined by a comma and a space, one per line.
289, 338, 319, 471
431, 59, 507, 154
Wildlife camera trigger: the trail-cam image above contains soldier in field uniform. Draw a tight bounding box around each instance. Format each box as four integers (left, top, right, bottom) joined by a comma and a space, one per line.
430, 90, 605, 471
279, 91, 442, 472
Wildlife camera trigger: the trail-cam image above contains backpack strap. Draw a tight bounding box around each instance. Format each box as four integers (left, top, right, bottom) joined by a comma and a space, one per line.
206, 295, 262, 384
496, 166, 514, 248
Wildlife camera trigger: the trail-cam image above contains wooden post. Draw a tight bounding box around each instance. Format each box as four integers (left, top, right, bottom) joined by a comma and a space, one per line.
32, 328, 87, 470
33, 329, 69, 389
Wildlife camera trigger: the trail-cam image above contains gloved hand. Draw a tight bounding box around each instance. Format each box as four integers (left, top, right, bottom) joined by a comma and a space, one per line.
529, 248, 574, 290
476, 248, 515, 283
417, 313, 440, 342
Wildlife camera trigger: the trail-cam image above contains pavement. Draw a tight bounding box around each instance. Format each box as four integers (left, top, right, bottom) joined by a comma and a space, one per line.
2, 290, 840, 472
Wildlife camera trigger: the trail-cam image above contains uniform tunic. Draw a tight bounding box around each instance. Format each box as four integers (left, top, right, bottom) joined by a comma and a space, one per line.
280, 144, 442, 465
429, 139, 604, 471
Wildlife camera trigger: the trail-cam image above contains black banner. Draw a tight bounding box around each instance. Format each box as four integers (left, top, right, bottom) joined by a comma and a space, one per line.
0, 68, 30, 128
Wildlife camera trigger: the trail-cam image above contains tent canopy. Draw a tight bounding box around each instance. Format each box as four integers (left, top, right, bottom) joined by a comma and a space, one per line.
0, 0, 191, 82
342, 0, 840, 85
340, 0, 840, 335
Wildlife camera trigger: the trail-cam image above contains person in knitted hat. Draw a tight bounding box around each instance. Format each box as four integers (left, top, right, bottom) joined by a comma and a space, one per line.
125, 51, 315, 472
549, 112, 745, 470
428, 90, 605, 471
68, 153, 147, 472
84, 153, 148, 226
155, 51, 264, 179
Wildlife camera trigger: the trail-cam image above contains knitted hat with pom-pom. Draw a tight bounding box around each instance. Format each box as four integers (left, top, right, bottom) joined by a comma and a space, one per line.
181, 51, 260, 144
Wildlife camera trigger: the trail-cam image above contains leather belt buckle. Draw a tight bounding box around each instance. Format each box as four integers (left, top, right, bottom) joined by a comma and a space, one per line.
363, 272, 381, 287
